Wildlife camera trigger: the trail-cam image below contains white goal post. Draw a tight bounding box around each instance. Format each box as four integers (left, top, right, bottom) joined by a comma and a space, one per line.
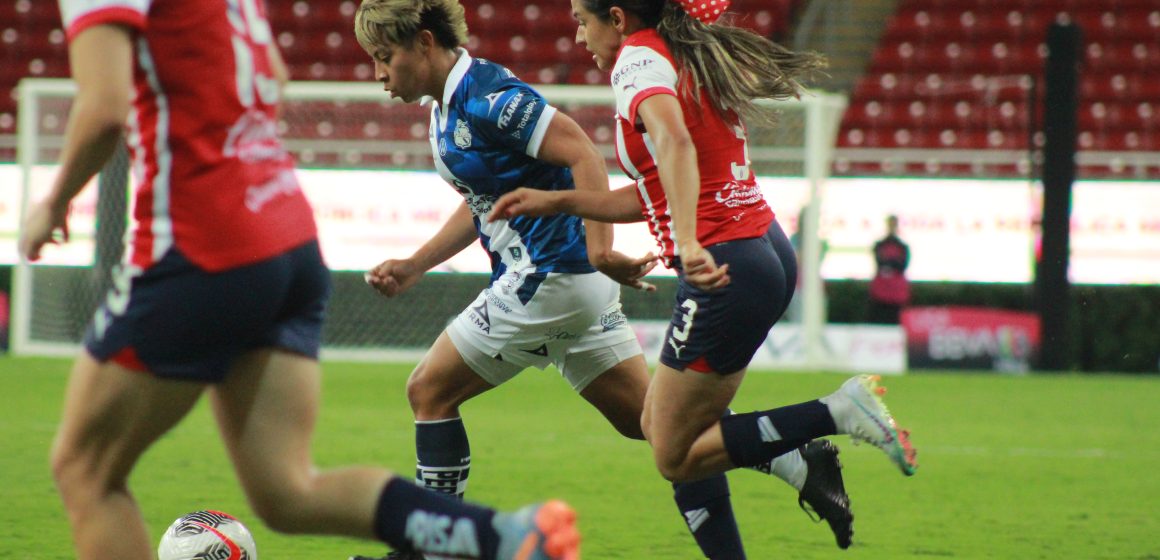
13, 77, 846, 367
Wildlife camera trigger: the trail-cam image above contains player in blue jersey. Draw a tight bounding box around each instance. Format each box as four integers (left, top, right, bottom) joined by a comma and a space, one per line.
348, 1, 857, 559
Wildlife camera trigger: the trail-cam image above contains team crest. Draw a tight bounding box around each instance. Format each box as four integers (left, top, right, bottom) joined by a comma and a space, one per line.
454, 119, 472, 149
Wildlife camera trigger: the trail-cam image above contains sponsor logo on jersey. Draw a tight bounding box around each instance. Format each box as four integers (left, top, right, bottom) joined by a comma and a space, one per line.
611, 59, 654, 87
499, 271, 522, 295
513, 99, 537, 134
484, 290, 513, 313
223, 109, 284, 163
244, 169, 300, 212
508, 247, 523, 262
484, 91, 504, 113
600, 310, 627, 332
545, 327, 579, 341
463, 193, 493, 217
439, 137, 448, 157
714, 181, 764, 208
497, 91, 525, 129
453, 119, 472, 149
404, 511, 480, 558
469, 300, 490, 333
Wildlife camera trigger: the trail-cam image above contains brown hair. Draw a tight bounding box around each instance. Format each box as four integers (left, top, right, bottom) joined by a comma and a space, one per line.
581, 0, 826, 125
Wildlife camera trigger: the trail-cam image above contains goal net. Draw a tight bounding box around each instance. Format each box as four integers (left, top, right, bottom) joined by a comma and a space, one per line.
12, 78, 845, 365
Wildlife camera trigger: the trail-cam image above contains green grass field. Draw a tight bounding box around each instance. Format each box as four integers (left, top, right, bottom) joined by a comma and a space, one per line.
3, 356, 1158, 559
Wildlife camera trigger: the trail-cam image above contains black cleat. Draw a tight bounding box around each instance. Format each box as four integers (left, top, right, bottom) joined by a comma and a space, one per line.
798, 439, 854, 549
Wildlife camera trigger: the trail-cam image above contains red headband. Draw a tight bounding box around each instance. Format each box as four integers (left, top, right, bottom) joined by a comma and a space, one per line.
673, 0, 731, 24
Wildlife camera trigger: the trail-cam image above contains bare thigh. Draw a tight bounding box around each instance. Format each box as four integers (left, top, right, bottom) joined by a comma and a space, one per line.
210, 350, 320, 498
642, 364, 746, 481
407, 331, 498, 420
52, 352, 204, 490
579, 354, 649, 440
209, 349, 390, 536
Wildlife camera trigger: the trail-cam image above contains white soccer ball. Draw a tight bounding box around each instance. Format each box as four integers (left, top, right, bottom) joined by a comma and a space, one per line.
157, 510, 258, 560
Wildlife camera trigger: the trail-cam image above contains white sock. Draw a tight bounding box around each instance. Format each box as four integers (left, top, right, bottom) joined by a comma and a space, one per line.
767, 449, 807, 491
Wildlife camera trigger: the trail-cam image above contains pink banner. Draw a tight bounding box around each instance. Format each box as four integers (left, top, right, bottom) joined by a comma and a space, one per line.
901, 306, 1041, 372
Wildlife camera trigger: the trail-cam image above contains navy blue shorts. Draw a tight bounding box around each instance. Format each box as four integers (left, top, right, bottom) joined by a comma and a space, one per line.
660, 220, 797, 375
84, 240, 330, 383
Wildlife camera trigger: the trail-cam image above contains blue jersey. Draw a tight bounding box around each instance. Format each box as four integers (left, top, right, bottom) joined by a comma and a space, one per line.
428, 51, 594, 284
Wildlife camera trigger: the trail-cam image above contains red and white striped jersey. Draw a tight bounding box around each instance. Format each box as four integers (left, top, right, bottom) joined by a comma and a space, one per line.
59, 0, 317, 272
611, 29, 773, 266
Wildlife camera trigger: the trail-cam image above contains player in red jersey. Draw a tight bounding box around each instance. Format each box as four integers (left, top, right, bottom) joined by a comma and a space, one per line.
18, 2, 578, 559
492, 0, 918, 556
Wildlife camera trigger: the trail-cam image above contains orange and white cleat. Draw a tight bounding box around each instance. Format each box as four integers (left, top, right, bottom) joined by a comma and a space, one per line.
494, 500, 580, 560
821, 375, 919, 476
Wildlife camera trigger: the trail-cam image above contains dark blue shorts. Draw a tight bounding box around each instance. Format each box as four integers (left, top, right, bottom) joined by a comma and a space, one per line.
84, 240, 330, 383
660, 220, 797, 375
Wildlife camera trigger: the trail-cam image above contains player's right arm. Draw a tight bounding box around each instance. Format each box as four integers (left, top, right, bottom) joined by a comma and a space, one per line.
489, 184, 657, 290
19, 23, 133, 261
365, 201, 477, 297
489, 184, 643, 223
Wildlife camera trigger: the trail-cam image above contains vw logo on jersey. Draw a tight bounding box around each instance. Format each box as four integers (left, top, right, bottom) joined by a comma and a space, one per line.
454, 119, 472, 149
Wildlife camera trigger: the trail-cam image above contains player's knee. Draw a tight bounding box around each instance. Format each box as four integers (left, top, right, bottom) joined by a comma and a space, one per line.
49, 444, 85, 496
651, 446, 693, 482
640, 408, 653, 441
247, 487, 309, 534
406, 367, 465, 418
404, 364, 443, 413
654, 459, 688, 482
50, 443, 126, 509
253, 508, 304, 535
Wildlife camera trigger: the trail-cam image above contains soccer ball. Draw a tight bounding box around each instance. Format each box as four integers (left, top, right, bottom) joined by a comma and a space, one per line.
157, 510, 258, 560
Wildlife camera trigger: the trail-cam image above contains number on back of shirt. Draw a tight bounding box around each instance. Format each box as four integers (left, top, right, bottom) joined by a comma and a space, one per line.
227, 0, 278, 109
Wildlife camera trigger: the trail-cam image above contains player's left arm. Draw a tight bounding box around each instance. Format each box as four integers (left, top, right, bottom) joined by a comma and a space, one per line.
637, 93, 729, 290
19, 23, 133, 261
534, 112, 615, 262
532, 114, 644, 223
535, 113, 658, 290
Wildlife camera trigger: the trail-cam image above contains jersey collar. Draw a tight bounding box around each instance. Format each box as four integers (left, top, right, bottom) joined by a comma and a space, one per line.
433, 48, 472, 129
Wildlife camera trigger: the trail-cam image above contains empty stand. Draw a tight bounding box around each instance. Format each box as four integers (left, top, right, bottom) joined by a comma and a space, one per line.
5, 0, 1155, 177
844, 0, 1160, 174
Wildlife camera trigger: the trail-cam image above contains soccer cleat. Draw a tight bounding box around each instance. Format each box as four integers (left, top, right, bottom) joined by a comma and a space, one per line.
494, 500, 581, 560
798, 439, 854, 549
821, 375, 919, 476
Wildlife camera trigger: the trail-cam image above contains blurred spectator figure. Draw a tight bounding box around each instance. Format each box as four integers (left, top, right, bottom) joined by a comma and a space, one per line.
785, 205, 828, 323
0, 290, 8, 352
868, 215, 910, 324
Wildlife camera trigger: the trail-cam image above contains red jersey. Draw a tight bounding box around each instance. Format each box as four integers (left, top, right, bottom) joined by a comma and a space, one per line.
60, 0, 317, 272
611, 29, 773, 266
